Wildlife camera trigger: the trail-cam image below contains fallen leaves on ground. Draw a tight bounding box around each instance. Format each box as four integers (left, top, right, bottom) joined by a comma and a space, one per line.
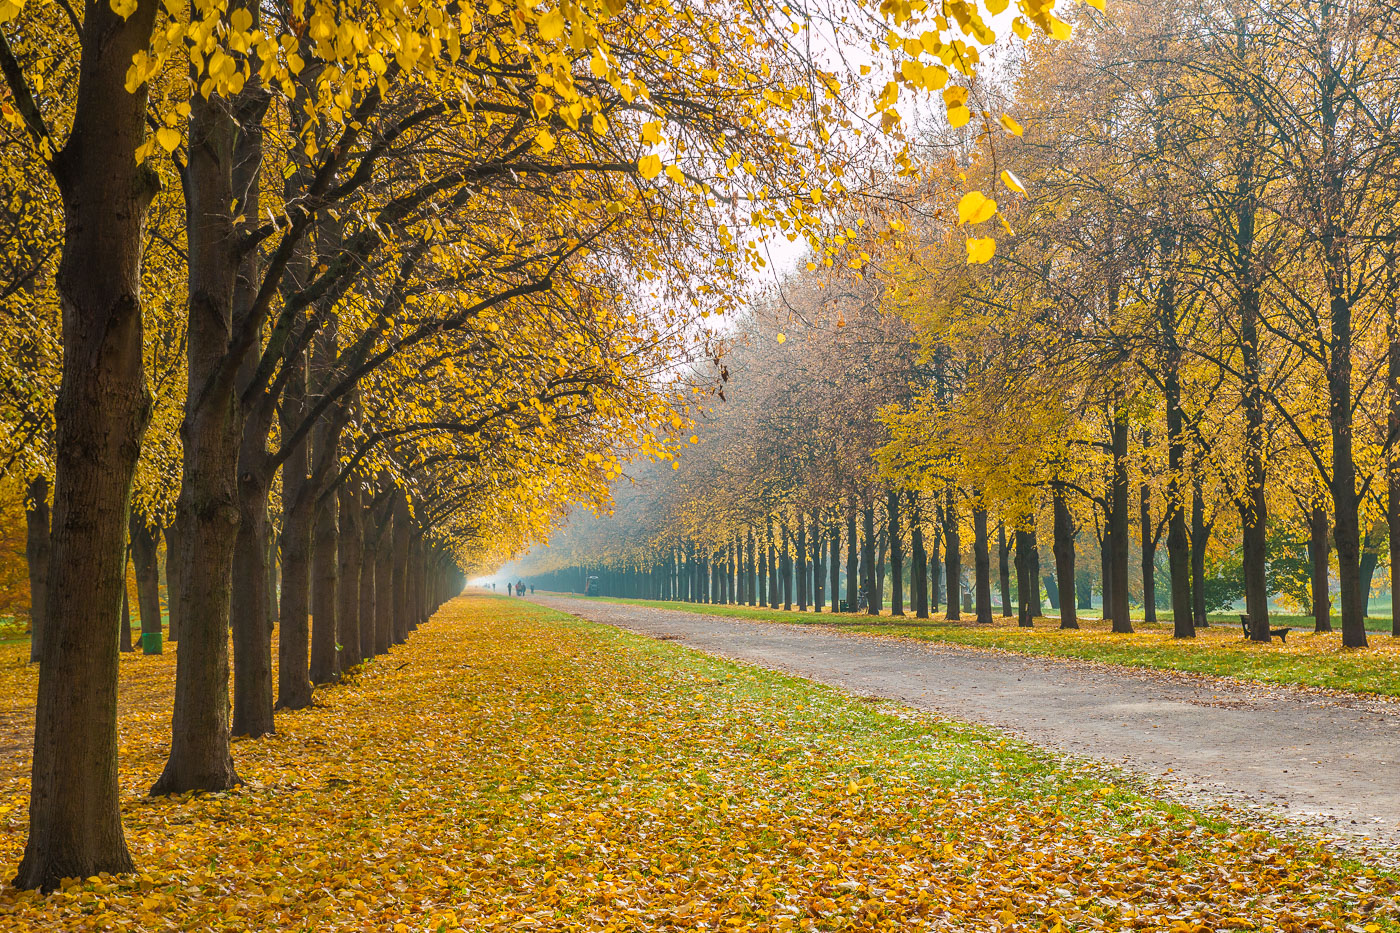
0, 595, 1396, 931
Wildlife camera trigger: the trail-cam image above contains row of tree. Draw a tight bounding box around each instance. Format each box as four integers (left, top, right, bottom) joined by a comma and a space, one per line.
514, 0, 1400, 656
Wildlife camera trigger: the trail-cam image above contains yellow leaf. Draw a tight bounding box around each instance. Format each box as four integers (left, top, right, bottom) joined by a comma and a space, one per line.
1084, 0, 1105, 9
775, 333, 786, 344
1000, 170, 1026, 194
956, 190, 997, 225
637, 154, 663, 180
998, 113, 1023, 136
535, 129, 556, 153
591, 113, 608, 135
155, 127, 181, 152
532, 92, 554, 117
966, 236, 995, 264
537, 9, 565, 39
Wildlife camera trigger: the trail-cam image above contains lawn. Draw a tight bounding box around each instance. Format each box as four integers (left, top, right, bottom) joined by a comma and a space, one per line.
568, 595, 1400, 699
1, 595, 1396, 931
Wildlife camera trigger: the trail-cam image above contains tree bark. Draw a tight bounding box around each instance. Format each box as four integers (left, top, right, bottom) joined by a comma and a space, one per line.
862, 504, 876, 615
128, 513, 161, 648
911, 498, 928, 619
888, 491, 903, 616
17, 0, 162, 886
973, 503, 992, 624
277, 344, 314, 709
944, 491, 960, 620
392, 491, 412, 642
796, 511, 807, 611
830, 517, 842, 614
1109, 408, 1133, 633
1140, 483, 1157, 625
229, 465, 274, 738
310, 487, 339, 684
163, 522, 182, 643
845, 505, 858, 613
25, 475, 49, 664
120, 570, 133, 653
1191, 480, 1209, 627
1309, 504, 1331, 633
338, 485, 362, 667
1053, 486, 1077, 630
1016, 528, 1034, 627
997, 520, 1011, 618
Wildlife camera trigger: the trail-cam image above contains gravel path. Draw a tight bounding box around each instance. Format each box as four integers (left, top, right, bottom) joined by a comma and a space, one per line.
531, 594, 1400, 848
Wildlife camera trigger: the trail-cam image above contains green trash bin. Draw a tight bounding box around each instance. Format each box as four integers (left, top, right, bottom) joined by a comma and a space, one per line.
141, 631, 163, 655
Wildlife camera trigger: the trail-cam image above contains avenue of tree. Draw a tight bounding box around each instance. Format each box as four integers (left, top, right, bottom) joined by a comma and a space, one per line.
0, 0, 1065, 893
518, 0, 1400, 657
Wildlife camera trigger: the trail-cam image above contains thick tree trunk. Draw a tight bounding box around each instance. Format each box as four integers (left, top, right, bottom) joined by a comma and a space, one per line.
373, 498, 394, 652
1053, 487, 1077, 630
930, 522, 942, 615
1309, 505, 1331, 633
19, 0, 161, 885
944, 492, 960, 620
338, 485, 362, 667
128, 513, 161, 648
1358, 526, 1380, 618
888, 491, 903, 616
972, 504, 992, 624
874, 525, 886, 613
25, 476, 50, 664
997, 520, 1011, 618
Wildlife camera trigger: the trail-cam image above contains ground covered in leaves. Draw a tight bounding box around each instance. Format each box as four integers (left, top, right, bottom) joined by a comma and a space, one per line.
1, 595, 1397, 931
594, 596, 1400, 698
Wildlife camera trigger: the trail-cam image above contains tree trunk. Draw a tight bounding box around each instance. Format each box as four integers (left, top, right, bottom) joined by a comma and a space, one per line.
392, 491, 412, 642
163, 521, 182, 643
1140, 483, 1157, 625
309, 487, 339, 684
18, 0, 162, 887
120, 569, 133, 652
1053, 487, 1077, 630
128, 513, 161, 648
1191, 480, 1209, 627
1309, 504, 1331, 633
911, 499, 928, 619
1016, 529, 1034, 627
830, 517, 842, 614
338, 485, 362, 668
944, 491, 960, 620
862, 504, 876, 615
1358, 525, 1380, 619
1109, 408, 1133, 633
930, 522, 942, 615
973, 504, 992, 624
277, 344, 314, 709
229, 466, 274, 738
25, 475, 50, 664
845, 506, 858, 613
796, 512, 807, 611
888, 491, 903, 616
997, 520, 1011, 618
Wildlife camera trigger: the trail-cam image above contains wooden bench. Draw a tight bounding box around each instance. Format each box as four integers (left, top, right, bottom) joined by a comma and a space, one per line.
1240, 614, 1292, 643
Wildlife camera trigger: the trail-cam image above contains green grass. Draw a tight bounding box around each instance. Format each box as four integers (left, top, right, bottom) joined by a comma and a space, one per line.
564, 594, 1400, 698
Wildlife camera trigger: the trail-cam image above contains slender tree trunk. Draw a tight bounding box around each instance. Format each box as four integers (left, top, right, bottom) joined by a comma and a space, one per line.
392, 492, 412, 642
1016, 529, 1035, 627
1139, 483, 1156, 625
338, 485, 363, 667
229, 466, 274, 738
1191, 480, 1209, 628
944, 491, 961, 620
120, 566, 133, 652
811, 514, 824, 612
1109, 408, 1133, 633
830, 517, 842, 614
1309, 504, 1331, 633
309, 488, 339, 684
911, 499, 928, 619
862, 504, 876, 615
163, 522, 182, 643
375, 491, 395, 654
997, 520, 1011, 617
930, 522, 942, 615
128, 513, 161, 649
359, 501, 379, 657
277, 344, 314, 709
845, 505, 858, 613
973, 503, 992, 624
796, 512, 807, 611
1053, 486, 1077, 630
888, 491, 903, 616
25, 476, 50, 664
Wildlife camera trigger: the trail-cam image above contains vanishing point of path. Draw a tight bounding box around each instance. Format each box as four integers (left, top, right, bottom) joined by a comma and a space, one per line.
531, 594, 1400, 849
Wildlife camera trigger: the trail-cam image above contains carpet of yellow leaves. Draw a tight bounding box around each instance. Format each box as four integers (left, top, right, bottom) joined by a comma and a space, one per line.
0, 595, 1396, 931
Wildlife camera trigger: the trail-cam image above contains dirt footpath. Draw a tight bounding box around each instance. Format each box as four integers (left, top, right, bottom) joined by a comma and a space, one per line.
531, 594, 1400, 849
